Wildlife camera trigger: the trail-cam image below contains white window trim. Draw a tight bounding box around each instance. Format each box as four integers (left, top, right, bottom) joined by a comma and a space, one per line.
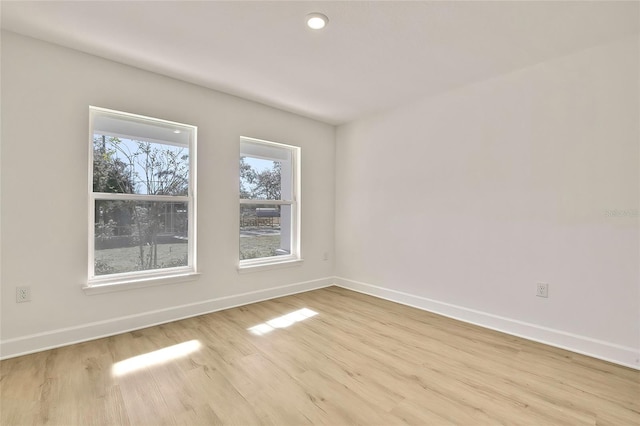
83, 271, 201, 295
239, 136, 301, 270
237, 259, 304, 274
86, 106, 197, 292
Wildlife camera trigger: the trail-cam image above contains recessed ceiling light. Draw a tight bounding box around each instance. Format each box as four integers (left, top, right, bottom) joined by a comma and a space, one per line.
173, 130, 181, 134
306, 13, 328, 30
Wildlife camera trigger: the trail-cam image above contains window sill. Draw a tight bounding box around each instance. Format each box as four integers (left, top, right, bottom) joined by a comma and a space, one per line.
238, 258, 304, 274
83, 271, 200, 295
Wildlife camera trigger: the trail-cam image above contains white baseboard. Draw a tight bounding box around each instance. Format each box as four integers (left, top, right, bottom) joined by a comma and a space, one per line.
4, 276, 638, 370
334, 277, 640, 370
0, 277, 333, 360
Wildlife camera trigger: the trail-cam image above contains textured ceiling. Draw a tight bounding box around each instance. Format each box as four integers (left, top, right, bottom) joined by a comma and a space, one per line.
2, 1, 638, 125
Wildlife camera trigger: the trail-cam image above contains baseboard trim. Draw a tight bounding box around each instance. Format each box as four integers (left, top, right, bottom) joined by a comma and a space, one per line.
334, 277, 640, 370
0, 277, 333, 360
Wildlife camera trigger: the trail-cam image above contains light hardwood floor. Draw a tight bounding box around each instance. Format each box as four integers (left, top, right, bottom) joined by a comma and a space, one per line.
1, 286, 639, 425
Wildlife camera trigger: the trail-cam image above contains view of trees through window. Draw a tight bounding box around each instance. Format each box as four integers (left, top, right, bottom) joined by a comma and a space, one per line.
240, 156, 288, 260
240, 157, 281, 200
93, 135, 190, 275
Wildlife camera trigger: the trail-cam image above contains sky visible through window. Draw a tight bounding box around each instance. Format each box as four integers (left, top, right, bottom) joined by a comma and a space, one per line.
244, 157, 272, 173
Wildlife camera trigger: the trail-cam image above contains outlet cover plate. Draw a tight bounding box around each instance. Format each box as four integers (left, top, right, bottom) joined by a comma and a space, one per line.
16, 286, 31, 303
536, 282, 548, 298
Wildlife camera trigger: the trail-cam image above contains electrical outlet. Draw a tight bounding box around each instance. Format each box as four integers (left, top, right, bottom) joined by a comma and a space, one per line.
536, 282, 548, 298
16, 286, 31, 303
323, 251, 329, 261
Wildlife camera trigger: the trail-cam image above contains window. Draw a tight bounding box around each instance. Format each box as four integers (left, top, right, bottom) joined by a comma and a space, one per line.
88, 107, 197, 288
240, 137, 301, 269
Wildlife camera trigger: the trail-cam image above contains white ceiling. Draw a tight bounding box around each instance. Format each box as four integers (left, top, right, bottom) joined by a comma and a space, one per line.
2, 1, 639, 125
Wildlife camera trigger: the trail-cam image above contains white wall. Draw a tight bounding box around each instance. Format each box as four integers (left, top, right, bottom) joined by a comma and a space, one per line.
335, 35, 640, 368
0, 32, 335, 358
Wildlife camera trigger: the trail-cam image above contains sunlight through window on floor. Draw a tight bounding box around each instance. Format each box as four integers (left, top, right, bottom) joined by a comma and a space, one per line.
112, 339, 201, 377
248, 308, 318, 336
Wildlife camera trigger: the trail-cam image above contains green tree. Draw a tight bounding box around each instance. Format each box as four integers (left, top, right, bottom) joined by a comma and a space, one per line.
93, 136, 135, 242
240, 157, 257, 199
239, 158, 281, 200
253, 162, 281, 200
93, 135, 134, 194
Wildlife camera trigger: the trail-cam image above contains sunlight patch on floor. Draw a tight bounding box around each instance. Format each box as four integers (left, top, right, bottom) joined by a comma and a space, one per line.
112, 339, 201, 377
248, 308, 318, 336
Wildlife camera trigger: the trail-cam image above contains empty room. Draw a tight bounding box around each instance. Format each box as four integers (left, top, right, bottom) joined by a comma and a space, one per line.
1, 1, 639, 425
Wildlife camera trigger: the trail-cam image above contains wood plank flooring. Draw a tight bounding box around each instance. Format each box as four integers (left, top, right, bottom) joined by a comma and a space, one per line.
1, 286, 639, 425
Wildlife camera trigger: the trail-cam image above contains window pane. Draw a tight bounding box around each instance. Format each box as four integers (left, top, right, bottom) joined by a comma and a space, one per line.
93, 135, 189, 196
240, 204, 291, 260
94, 200, 188, 275
240, 156, 283, 200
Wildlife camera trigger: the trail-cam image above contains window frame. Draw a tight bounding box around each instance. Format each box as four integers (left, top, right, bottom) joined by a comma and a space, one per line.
86, 106, 197, 291
239, 136, 301, 270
